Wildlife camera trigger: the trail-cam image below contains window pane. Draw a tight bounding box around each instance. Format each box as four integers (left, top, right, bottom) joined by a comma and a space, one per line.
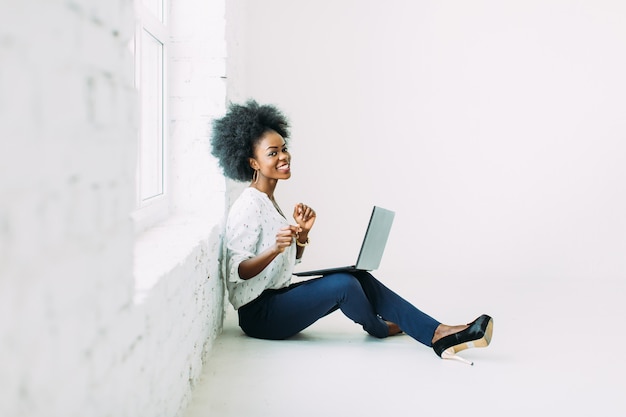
139, 29, 164, 202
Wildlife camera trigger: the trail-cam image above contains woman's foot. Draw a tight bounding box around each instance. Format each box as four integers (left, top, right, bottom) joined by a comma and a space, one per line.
385, 321, 403, 336
432, 323, 469, 344
431, 314, 493, 365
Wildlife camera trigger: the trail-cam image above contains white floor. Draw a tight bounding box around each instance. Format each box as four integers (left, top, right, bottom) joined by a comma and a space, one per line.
184, 275, 626, 417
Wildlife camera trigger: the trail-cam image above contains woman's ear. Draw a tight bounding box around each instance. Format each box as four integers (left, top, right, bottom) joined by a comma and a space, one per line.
249, 158, 259, 171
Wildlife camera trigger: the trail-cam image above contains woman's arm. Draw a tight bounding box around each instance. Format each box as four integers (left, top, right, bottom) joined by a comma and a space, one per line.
237, 225, 300, 280
295, 230, 308, 260
293, 203, 316, 260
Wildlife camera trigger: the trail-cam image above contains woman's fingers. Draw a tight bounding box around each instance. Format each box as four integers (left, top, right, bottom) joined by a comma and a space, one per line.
293, 203, 316, 224
275, 225, 301, 251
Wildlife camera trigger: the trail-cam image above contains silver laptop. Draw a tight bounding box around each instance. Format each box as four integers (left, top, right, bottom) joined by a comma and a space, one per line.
294, 206, 395, 277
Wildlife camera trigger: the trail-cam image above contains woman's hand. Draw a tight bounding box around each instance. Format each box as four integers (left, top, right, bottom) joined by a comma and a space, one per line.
293, 203, 316, 234
239, 224, 300, 279
274, 225, 301, 254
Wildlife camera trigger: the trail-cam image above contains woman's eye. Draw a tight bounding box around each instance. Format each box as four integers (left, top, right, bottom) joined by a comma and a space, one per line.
268, 151, 277, 157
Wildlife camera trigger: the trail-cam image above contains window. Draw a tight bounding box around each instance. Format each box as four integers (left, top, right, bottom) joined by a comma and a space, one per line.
132, 0, 169, 232
131, 0, 227, 298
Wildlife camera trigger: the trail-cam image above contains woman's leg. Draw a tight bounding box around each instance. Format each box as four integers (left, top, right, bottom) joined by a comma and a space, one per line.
351, 271, 440, 346
238, 273, 389, 340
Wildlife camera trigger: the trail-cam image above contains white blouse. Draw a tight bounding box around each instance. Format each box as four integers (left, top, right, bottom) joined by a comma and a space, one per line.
223, 187, 298, 309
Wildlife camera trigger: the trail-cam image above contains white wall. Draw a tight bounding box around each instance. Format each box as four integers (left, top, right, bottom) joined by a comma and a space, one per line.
0, 1, 226, 416
226, 1, 626, 317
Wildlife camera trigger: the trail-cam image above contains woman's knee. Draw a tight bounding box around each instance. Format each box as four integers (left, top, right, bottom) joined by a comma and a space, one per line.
322, 273, 361, 296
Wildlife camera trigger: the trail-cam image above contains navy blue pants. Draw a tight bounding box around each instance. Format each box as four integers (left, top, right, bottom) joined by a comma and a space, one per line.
238, 271, 440, 346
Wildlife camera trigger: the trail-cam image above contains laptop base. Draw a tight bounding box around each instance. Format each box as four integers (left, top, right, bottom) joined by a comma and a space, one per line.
293, 265, 361, 277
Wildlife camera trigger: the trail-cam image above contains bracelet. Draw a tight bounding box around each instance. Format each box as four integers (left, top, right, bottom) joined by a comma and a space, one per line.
296, 236, 310, 247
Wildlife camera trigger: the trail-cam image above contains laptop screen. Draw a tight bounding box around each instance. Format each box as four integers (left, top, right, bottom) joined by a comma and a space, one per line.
354, 206, 395, 271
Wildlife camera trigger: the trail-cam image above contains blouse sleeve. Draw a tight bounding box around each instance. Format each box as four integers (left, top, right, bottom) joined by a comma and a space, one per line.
224, 197, 263, 284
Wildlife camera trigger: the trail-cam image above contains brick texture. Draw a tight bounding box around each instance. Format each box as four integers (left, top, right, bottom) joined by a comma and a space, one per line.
0, 1, 226, 416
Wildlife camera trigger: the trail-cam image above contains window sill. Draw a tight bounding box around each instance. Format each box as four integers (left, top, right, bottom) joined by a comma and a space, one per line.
133, 212, 222, 304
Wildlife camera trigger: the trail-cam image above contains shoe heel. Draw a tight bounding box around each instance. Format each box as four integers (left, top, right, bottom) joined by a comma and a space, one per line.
441, 348, 474, 366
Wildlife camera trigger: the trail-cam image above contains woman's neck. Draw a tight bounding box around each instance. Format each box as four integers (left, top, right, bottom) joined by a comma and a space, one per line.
250, 179, 278, 200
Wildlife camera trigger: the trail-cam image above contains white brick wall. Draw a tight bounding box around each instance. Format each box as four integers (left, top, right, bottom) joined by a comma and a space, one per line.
0, 1, 226, 416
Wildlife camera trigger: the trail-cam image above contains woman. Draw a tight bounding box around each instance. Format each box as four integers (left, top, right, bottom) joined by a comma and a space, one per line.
211, 100, 493, 365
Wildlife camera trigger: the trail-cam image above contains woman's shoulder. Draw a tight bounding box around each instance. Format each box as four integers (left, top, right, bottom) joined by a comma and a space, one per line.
232, 187, 266, 208
228, 188, 266, 221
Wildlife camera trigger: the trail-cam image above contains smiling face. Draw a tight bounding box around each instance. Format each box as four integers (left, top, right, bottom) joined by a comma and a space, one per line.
249, 130, 291, 184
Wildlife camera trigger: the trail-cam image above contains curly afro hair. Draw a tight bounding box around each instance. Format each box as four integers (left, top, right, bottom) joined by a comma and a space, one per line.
211, 100, 291, 182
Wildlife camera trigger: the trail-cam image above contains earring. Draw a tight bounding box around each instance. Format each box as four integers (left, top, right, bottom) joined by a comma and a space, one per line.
252, 169, 259, 184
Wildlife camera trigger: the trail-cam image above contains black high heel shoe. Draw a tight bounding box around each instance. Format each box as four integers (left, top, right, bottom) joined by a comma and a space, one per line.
432, 314, 493, 365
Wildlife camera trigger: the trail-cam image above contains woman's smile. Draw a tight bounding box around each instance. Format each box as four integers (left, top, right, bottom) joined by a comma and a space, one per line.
277, 162, 290, 173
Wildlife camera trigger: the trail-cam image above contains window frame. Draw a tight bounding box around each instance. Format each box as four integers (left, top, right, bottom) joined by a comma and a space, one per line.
132, 0, 170, 233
